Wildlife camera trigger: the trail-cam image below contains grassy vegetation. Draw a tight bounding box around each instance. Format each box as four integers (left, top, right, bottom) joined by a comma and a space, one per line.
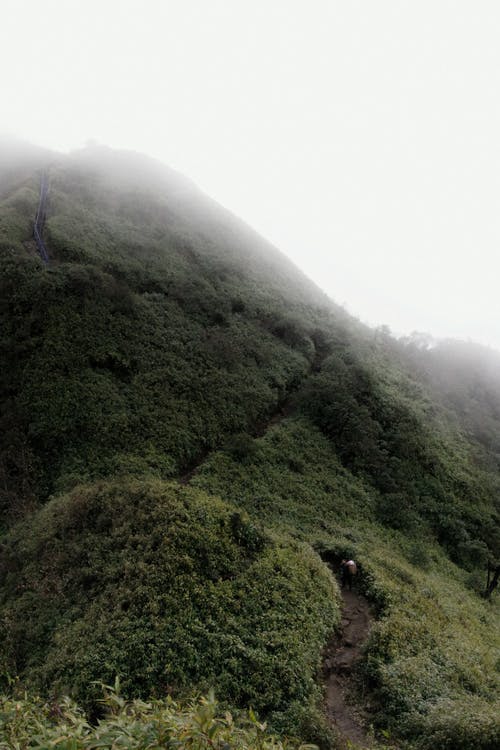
364, 544, 500, 749
0, 142, 499, 748
192, 417, 500, 748
0, 683, 313, 750
0, 149, 345, 518
0, 478, 339, 740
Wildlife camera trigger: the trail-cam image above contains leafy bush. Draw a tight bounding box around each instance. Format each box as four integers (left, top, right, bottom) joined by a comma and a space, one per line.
0, 683, 312, 750
413, 696, 500, 750
193, 419, 500, 748
0, 478, 339, 732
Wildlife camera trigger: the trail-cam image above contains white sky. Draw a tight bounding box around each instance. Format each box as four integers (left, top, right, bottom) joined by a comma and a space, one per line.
2, 0, 500, 349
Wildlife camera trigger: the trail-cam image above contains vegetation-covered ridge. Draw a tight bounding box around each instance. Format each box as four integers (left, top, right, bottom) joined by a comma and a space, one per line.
0, 141, 499, 749
0, 478, 338, 726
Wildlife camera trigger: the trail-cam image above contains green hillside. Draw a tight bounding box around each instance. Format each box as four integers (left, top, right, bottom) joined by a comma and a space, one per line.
0, 142, 498, 749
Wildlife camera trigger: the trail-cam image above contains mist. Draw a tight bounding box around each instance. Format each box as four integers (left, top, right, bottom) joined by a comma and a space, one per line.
2, 0, 500, 350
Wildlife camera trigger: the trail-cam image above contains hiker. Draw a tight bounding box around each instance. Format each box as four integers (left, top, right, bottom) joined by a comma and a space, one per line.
340, 559, 357, 590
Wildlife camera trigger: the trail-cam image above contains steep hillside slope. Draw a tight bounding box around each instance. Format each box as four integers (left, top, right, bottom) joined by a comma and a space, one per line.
0, 143, 498, 749
0, 143, 351, 519
402, 336, 500, 468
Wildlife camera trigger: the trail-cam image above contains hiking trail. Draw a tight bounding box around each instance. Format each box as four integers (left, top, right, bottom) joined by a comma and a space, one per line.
323, 586, 375, 749
178, 341, 327, 485
178, 395, 293, 485
176, 347, 383, 749
33, 171, 50, 264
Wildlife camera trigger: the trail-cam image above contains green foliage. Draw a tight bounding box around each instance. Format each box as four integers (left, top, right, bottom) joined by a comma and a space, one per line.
0, 478, 338, 732
356, 539, 500, 747
0, 249, 313, 504
0, 183, 39, 252
412, 696, 500, 750
296, 348, 500, 568
192, 418, 375, 537
193, 419, 500, 749
1, 143, 500, 749
0, 684, 312, 750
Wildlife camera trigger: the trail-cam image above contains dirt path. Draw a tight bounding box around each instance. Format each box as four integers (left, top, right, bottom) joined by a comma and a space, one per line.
178, 392, 296, 485
323, 588, 374, 749
33, 171, 50, 264
178, 341, 331, 486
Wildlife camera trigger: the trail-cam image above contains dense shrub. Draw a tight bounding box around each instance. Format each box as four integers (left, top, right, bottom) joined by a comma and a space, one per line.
0, 685, 310, 750
0, 478, 339, 729
297, 357, 499, 567
194, 419, 500, 749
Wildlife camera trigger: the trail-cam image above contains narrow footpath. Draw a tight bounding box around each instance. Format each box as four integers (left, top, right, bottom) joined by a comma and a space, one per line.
33, 171, 50, 264
179, 341, 327, 486
323, 587, 374, 749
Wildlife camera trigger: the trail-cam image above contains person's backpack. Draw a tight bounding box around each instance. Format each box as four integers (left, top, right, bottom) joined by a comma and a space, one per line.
346, 560, 357, 575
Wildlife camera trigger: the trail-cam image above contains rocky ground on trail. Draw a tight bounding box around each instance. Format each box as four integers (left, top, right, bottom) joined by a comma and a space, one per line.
323, 588, 375, 749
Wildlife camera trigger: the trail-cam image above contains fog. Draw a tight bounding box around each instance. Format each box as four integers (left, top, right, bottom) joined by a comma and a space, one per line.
2, 1, 500, 350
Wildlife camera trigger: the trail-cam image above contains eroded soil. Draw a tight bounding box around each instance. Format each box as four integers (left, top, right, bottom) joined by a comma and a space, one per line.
323, 588, 374, 749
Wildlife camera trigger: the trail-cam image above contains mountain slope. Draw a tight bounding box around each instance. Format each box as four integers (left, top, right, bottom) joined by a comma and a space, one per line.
0, 142, 498, 748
